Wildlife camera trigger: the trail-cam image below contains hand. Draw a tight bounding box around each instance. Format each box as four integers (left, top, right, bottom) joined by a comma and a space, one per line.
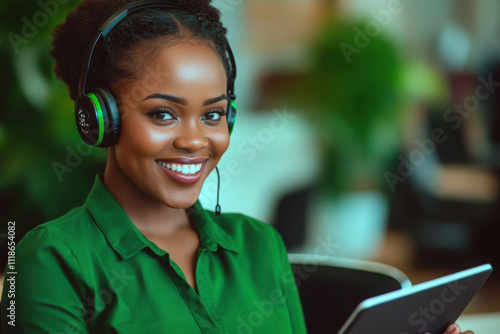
425, 323, 475, 334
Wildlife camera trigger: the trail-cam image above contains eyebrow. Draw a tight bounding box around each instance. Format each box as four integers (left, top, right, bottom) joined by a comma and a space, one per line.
143, 93, 227, 106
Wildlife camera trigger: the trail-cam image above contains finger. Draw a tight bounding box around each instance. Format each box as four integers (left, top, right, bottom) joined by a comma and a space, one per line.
445, 323, 460, 334
445, 323, 475, 334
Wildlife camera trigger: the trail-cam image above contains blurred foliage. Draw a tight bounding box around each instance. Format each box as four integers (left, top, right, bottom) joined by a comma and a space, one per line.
0, 1, 106, 260
292, 18, 404, 194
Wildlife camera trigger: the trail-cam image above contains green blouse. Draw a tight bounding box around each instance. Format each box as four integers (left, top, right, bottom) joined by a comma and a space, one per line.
1, 175, 307, 333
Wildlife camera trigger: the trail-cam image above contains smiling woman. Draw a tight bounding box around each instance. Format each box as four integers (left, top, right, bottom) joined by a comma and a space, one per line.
0, 1, 307, 333
107, 41, 230, 213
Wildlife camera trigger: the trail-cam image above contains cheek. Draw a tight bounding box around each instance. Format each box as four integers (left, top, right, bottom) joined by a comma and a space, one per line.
116, 115, 168, 158
211, 131, 230, 158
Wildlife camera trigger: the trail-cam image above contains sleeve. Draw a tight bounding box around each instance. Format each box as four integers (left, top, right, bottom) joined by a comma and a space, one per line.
272, 228, 308, 334
1, 228, 90, 333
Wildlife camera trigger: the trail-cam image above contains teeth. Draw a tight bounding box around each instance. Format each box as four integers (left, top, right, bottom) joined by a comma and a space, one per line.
157, 161, 203, 175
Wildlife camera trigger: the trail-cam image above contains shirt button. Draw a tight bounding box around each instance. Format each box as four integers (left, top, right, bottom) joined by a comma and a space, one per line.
204, 237, 212, 245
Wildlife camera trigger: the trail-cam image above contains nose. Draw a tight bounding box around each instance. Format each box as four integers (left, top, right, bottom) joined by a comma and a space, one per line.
172, 120, 208, 152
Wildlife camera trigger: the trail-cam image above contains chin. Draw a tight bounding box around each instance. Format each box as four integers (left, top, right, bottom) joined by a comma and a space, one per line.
163, 199, 196, 209
158, 187, 202, 209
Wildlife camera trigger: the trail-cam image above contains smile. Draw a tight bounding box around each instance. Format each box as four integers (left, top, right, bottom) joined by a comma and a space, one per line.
155, 159, 207, 185
157, 161, 202, 175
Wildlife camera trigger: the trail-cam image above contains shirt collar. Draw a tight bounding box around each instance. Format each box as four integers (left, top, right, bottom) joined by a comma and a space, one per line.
84, 175, 239, 260
186, 199, 240, 253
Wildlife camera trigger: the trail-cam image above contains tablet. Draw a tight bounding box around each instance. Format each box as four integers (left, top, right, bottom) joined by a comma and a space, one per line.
338, 264, 492, 334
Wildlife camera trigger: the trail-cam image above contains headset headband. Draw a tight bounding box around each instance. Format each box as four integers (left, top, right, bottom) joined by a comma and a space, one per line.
78, 0, 237, 98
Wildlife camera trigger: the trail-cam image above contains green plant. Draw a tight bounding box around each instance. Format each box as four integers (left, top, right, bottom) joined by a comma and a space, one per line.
0, 2, 106, 246
295, 19, 403, 194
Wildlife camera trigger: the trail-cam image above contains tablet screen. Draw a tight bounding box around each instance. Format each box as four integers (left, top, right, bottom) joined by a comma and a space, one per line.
338, 264, 492, 334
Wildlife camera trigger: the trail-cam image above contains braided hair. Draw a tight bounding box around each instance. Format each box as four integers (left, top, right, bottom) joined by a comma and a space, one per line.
50, 0, 230, 101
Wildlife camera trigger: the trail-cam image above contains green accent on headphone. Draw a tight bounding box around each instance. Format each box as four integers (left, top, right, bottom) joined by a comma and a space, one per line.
88, 93, 105, 146
229, 100, 237, 135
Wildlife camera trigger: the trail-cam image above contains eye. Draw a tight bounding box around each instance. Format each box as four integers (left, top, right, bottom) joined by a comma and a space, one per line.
146, 108, 177, 122
203, 109, 226, 123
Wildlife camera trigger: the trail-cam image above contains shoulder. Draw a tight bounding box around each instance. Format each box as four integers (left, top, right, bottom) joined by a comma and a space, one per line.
5, 208, 91, 299
18, 205, 93, 250
14, 205, 99, 274
3, 211, 93, 330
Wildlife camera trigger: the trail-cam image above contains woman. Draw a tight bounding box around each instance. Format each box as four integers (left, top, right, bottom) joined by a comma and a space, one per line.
2, 1, 306, 333
0, 0, 474, 333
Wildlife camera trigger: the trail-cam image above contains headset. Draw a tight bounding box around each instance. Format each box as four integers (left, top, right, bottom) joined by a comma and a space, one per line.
75, 0, 237, 148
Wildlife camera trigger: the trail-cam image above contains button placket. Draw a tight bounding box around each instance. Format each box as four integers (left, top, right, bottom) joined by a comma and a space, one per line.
196, 251, 225, 333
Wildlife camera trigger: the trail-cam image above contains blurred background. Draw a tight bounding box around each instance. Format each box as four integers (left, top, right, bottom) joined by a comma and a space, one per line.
1, 0, 500, 317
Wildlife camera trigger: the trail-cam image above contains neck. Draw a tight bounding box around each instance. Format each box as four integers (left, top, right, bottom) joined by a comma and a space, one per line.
103, 148, 191, 236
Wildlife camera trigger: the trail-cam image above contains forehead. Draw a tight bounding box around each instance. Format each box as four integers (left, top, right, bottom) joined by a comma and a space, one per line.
118, 39, 227, 95
160, 41, 226, 85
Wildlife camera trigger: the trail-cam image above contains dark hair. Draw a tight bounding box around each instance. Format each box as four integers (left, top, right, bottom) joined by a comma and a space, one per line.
50, 0, 230, 101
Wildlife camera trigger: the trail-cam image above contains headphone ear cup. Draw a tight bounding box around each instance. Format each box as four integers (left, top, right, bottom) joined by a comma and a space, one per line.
75, 93, 102, 146
226, 100, 237, 135
94, 87, 120, 147
74, 88, 120, 147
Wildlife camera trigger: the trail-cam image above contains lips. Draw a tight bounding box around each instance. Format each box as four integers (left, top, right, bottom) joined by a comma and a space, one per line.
156, 158, 208, 185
